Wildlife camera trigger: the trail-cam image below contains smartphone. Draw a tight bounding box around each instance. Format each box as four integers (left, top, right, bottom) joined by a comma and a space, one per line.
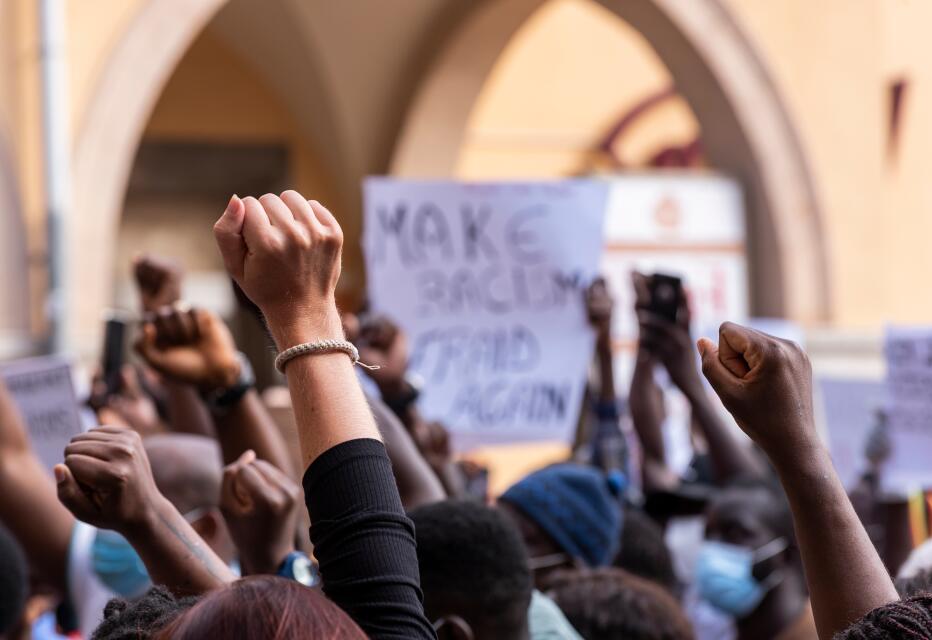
102, 313, 128, 396
648, 273, 683, 323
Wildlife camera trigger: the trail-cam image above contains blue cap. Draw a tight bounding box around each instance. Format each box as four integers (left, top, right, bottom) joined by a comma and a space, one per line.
501, 464, 623, 567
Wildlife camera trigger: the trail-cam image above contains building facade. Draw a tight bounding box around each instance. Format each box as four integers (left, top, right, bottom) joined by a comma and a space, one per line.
0, 0, 927, 375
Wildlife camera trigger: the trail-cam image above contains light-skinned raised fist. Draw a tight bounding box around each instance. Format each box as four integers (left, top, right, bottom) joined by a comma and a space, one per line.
698, 322, 817, 465
213, 192, 344, 348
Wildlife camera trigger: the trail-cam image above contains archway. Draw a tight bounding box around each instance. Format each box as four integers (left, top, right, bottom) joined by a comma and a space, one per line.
68, 0, 354, 356
391, 0, 829, 323
0, 129, 29, 358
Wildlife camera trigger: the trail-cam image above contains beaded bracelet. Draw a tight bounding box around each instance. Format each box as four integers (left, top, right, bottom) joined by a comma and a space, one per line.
274, 339, 380, 374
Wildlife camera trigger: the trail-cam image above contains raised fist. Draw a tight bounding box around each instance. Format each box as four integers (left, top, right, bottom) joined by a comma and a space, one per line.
55, 427, 164, 532
220, 450, 300, 575
698, 322, 816, 462
135, 307, 240, 391
585, 277, 614, 343
133, 254, 184, 314
213, 192, 344, 347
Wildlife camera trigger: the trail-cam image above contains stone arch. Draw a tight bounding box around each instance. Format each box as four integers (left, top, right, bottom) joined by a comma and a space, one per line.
392, 0, 829, 321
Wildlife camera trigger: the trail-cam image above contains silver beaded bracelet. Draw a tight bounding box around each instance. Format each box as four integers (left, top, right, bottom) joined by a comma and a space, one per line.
274, 339, 380, 374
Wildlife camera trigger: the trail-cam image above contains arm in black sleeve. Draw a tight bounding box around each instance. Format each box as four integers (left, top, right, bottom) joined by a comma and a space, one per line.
304, 438, 437, 640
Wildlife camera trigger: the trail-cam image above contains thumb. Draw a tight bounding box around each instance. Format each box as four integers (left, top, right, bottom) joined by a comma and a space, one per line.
697, 337, 738, 401
213, 195, 247, 281
134, 324, 168, 371
55, 464, 97, 521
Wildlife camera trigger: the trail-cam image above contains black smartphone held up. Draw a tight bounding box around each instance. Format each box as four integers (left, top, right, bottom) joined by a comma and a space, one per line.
648, 273, 683, 324
102, 313, 128, 396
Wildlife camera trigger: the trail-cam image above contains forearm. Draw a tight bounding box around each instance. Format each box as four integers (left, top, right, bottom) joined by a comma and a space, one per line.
163, 380, 216, 437
214, 390, 296, 477
628, 357, 665, 465
681, 381, 764, 483
126, 497, 235, 596
272, 312, 381, 469
0, 457, 74, 592
596, 337, 616, 404
774, 444, 897, 638
370, 397, 445, 509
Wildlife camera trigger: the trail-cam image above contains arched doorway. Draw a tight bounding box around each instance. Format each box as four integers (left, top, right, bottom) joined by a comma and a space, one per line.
67, 0, 353, 356
0, 130, 29, 358
392, 0, 829, 323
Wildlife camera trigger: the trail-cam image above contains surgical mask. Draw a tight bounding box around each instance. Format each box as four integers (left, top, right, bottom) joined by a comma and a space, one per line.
91, 529, 151, 598
695, 537, 787, 618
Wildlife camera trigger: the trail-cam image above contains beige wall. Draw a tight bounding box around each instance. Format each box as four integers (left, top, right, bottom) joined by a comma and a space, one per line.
7, 0, 932, 357
458, 0, 698, 178
458, 0, 932, 328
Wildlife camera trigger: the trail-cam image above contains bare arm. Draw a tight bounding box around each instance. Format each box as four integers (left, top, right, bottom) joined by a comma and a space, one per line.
214, 192, 436, 638
132, 255, 217, 439
162, 379, 216, 438
699, 323, 897, 639
0, 380, 74, 593
639, 308, 765, 484
369, 395, 446, 509
56, 426, 234, 596
628, 350, 677, 492
211, 390, 296, 477
136, 308, 295, 477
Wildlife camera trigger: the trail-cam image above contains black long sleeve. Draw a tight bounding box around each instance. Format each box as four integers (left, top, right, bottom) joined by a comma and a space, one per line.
303, 438, 437, 639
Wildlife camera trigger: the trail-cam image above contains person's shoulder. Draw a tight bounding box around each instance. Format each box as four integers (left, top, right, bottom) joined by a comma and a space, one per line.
527, 590, 583, 640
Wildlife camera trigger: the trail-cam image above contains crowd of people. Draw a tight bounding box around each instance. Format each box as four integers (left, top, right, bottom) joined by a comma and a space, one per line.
0, 190, 929, 639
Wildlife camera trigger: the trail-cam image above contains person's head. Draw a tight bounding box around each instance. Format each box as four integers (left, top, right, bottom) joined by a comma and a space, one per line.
0, 523, 27, 638
410, 499, 533, 640
546, 568, 694, 640
498, 464, 622, 588
614, 507, 679, 595
144, 434, 232, 560
896, 567, 932, 598
91, 586, 197, 640
697, 480, 799, 619
836, 594, 932, 639
158, 576, 365, 639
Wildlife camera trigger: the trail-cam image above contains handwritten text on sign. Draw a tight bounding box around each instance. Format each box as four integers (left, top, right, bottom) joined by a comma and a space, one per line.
1, 356, 83, 473
883, 327, 932, 492
363, 179, 608, 447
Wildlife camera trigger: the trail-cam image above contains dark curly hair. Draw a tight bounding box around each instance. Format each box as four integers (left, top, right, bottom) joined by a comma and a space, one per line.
91, 586, 197, 640
410, 499, 533, 637
546, 567, 694, 640
614, 507, 679, 595
835, 594, 932, 640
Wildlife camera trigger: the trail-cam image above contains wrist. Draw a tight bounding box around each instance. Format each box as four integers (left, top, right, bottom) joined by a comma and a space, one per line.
674, 372, 707, 402
122, 494, 174, 539
243, 543, 294, 576
267, 304, 343, 350
768, 429, 828, 478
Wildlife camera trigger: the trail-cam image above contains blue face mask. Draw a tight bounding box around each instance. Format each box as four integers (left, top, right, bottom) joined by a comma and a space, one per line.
91, 529, 151, 598
695, 538, 787, 618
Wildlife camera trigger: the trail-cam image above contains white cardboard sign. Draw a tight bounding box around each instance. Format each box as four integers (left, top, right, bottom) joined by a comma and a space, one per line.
817, 377, 886, 490
1, 356, 83, 472
883, 327, 932, 491
363, 178, 608, 448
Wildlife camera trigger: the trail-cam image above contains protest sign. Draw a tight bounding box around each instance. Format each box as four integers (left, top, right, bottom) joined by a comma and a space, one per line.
363, 178, 608, 448
817, 377, 885, 490
0, 356, 83, 473
883, 327, 932, 491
